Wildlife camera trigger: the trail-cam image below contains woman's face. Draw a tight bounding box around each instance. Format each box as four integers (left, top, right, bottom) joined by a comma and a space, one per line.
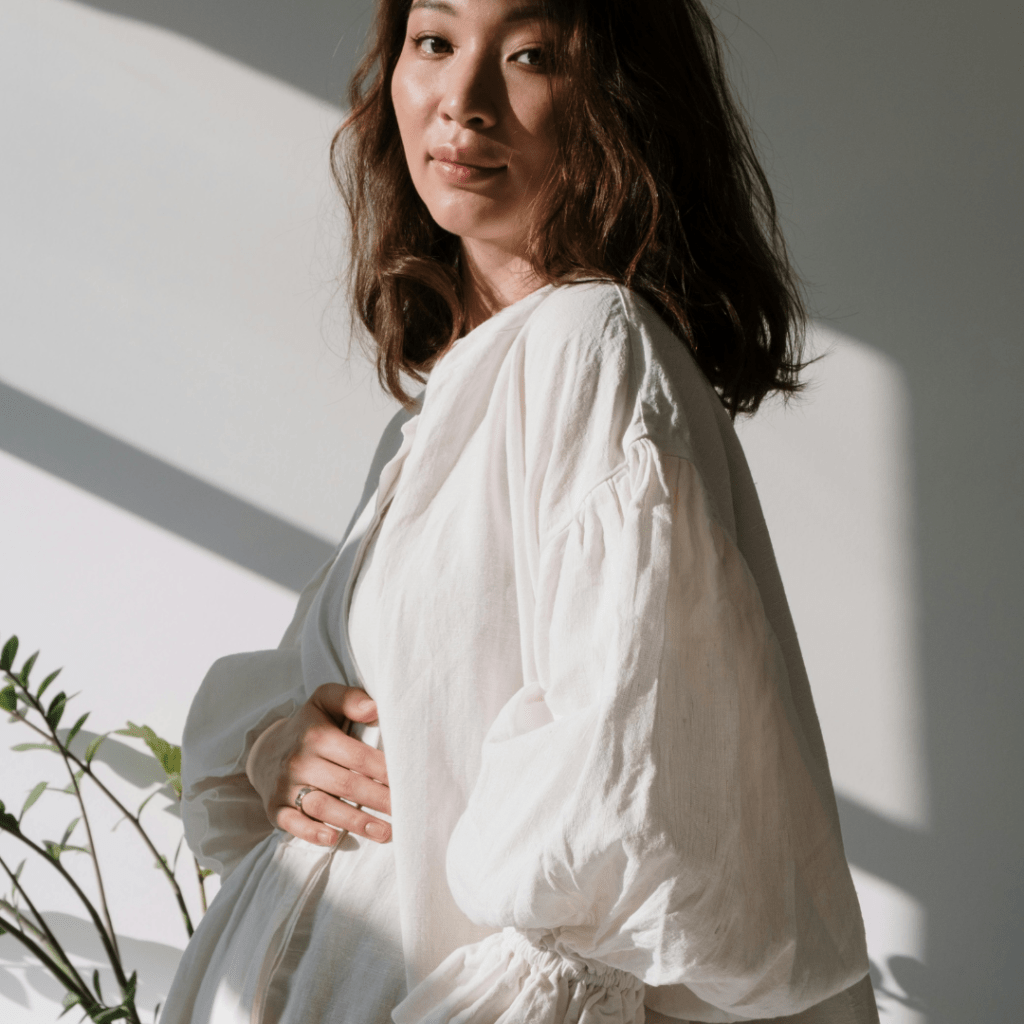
391, 0, 560, 252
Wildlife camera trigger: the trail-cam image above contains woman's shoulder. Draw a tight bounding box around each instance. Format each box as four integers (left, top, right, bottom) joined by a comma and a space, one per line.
522, 279, 633, 357
519, 280, 727, 455
522, 281, 708, 380
516, 281, 642, 414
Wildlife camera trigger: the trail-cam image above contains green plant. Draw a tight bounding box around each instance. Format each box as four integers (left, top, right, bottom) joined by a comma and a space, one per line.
0, 633, 208, 1022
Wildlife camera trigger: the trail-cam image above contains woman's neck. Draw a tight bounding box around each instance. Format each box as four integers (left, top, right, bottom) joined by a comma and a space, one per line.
460, 238, 544, 334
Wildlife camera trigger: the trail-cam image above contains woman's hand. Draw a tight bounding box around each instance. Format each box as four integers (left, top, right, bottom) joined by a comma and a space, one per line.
245, 683, 391, 846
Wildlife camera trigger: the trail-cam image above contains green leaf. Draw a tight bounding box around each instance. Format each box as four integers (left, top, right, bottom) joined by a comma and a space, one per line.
19, 781, 47, 821
60, 817, 80, 847
12, 859, 26, 882
117, 722, 181, 780
65, 712, 90, 747
18, 651, 39, 685
122, 970, 137, 1002
93, 968, 103, 1001
63, 769, 86, 794
0, 801, 21, 835
84, 734, 107, 766
43, 838, 89, 860
11, 742, 59, 753
0, 685, 15, 713
199, 867, 213, 880
165, 771, 182, 800
0, 636, 18, 674
37, 668, 61, 700
58, 991, 82, 1018
92, 1007, 130, 1023
46, 692, 67, 731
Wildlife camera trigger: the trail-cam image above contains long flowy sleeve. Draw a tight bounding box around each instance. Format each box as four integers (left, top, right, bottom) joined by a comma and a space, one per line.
394, 431, 868, 1023
180, 563, 331, 878
179, 407, 413, 880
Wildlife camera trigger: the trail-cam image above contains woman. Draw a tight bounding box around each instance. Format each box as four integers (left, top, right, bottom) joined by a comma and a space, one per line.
163, 1, 877, 1022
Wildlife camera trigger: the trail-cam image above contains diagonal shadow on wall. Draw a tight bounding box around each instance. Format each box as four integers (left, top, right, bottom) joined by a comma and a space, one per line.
0, 380, 335, 592
71, 0, 374, 104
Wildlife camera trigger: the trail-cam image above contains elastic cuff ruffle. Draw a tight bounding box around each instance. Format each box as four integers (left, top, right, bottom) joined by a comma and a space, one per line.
505, 929, 643, 993
392, 927, 645, 1024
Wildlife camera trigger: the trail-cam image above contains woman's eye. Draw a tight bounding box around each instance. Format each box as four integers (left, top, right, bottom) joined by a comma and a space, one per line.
414, 34, 452, 56
510, 47, 546, 69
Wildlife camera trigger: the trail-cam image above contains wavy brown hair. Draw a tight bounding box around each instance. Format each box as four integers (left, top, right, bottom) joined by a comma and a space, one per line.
332, 0, 806, 415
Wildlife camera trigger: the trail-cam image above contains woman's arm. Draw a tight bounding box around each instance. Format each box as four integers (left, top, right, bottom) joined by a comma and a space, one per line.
393, 437, 868, 1024
180, 648, 304, 877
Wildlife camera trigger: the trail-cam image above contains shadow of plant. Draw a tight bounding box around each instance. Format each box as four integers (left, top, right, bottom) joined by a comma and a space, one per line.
1, 911, 184, 1013
870, 955, 929, 1015
0, 959, 30, 1006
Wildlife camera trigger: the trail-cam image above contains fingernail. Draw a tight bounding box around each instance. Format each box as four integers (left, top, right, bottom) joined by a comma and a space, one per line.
366, 822, 390, 842
358, 697, 376, 715
316, 830, 335, 846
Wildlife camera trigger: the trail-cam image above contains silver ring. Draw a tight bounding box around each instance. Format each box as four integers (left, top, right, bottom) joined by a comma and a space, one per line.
294, 786, 318, 815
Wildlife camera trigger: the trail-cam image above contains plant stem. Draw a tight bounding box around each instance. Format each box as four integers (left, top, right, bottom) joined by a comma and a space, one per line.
0, 909, 99, 1012
0, 853, 90, 995
4, 677, 125, 963
82, 760, 196, 937
194, 856, 208, 915
54, 723, 121, 961
4, 824, 130, 991
9, 705, 195, 937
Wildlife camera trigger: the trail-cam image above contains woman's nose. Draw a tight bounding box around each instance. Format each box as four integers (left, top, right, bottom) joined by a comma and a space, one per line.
439, 51, 499, 129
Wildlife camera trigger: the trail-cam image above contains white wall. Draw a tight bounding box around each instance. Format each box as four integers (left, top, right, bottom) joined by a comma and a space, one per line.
1, 0, 397, 545
717, 6, 1024, 1021
1, 3, 394, 1019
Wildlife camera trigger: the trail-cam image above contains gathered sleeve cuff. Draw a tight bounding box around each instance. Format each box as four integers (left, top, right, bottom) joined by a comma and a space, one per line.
394, 929, 646, 1024
394, 437, 869, 1023
180, 648, 304, 878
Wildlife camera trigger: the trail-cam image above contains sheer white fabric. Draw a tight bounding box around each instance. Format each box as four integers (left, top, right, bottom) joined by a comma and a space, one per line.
163, 282, 874, 1024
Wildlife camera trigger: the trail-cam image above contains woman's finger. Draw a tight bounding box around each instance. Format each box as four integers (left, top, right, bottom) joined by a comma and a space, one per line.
274, 805, 339, 846
275, 792, 392, 844
303, 757, 392, 816
312, 682, 379, 725
303, 721, 388, 785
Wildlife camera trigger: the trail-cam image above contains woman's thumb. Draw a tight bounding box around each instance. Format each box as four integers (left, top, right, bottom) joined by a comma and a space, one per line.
341, 686, 378, 722
316, 682, 378, 723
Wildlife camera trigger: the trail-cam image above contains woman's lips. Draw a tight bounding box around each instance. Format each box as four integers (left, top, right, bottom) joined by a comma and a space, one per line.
429, 145, 507, 185
431, 157, 506, 185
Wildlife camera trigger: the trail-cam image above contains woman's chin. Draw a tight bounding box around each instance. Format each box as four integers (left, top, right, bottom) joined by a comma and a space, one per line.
425, 202, 520, 248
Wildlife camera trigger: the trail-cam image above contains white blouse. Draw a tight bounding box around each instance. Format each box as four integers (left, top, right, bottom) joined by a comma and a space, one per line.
163, 282, 875, 1024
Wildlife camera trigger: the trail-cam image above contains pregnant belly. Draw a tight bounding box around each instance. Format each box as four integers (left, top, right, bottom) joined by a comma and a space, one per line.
160, 829, 406, 1024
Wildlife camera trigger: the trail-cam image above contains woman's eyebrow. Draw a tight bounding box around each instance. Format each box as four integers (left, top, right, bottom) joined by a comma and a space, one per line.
408, 1, 548, 23
409, 0, 456, 13
503, 4, 548, 23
